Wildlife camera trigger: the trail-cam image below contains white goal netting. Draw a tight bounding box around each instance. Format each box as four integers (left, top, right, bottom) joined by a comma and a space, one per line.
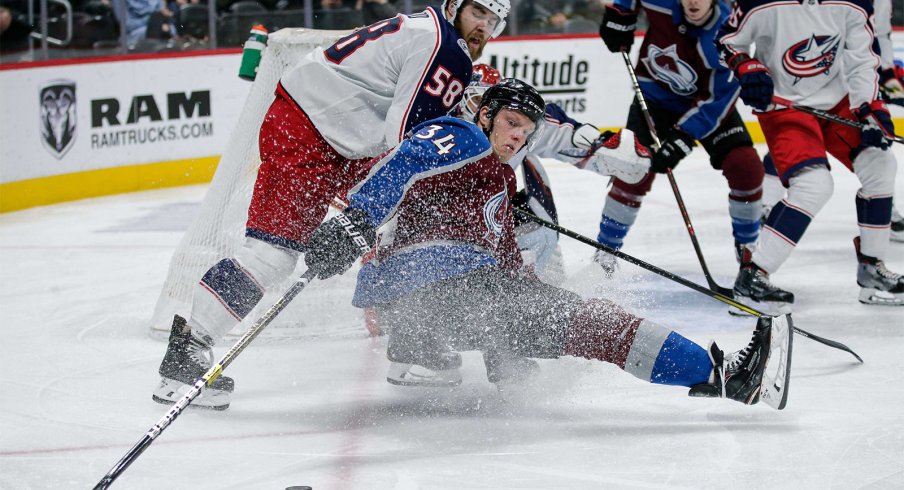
149, 28, 370, 342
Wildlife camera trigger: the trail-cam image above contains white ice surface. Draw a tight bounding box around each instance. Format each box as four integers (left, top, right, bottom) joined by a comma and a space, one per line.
1, 144, 903, 490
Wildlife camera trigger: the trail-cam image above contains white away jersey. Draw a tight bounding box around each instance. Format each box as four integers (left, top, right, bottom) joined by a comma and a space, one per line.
279, 7, 473, 159
717, 0, 882, 110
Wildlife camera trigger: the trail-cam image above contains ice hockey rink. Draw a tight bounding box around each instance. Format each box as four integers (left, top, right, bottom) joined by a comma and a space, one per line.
1, 144, 903, 490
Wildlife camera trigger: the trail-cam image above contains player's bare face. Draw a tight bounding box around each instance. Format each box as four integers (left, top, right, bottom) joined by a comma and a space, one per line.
485, 108, 536, 161
681, 0, 714, 26
456, 4, 498, 59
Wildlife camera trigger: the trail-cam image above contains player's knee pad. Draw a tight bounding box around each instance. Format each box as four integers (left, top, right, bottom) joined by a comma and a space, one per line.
234, 237, 299, 290
190, 239, 299, 344
852, 147, 896, 197
720, 145, 765, 198
785, 166, 834, 216
562, 298, 640, 367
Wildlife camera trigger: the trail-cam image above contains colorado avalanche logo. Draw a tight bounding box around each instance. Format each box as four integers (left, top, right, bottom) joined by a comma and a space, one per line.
782, 34, 839, 83
40, 80, 77, 159
482, 190, 507, 244
642, 44, 698, 96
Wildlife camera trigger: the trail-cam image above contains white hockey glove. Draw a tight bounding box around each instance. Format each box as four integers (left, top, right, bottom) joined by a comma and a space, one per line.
571, 123, 603, 150
559, 129, 652, 184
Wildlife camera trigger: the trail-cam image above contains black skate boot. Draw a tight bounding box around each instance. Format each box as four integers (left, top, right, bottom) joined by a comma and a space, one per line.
734, 240, 755, 264
854, 237, 904, 306
732, 249, 794, 316
386, 351, 463, 387
689, 315, 793, 410
593, 249, 619, 278
386, 326, 462, 387
152, 315, 234, 410
483, 349, 540, 388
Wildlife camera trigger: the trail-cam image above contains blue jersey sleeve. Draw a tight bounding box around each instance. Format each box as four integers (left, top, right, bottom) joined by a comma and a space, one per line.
347, 116, 492, 226
678, 15, 741, 139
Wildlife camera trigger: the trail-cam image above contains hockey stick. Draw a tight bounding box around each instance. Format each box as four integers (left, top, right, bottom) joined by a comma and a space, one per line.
771, 95, 904, 145
619, 51, 736, 298
515, 208, 863, 363
93, 269, 320, 490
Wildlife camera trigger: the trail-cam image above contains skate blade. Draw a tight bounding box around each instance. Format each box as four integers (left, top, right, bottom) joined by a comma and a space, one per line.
386, 363, 462, 388
759, 315, 793, 410
858, 288, 904, 306
152, 378, 231, 410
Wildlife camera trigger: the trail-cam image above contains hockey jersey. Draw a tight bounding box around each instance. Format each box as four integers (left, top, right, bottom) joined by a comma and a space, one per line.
349, 116, 522, 308
613, 0, 739, 139
717, 0, 882, 110
279, 7, 473, 159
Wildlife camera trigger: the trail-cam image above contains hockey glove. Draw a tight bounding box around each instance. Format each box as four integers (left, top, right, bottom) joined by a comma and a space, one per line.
853, 100, 895, 151
559, 129, 652, 185
729, 55, 774, 112
879, 67, 904, 107
650, 128, 695, 173
599, 5, 637, 53
304, 207, 376, 279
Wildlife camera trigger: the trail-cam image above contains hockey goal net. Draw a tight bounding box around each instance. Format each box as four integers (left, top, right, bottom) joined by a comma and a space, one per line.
149, 28, 370, 342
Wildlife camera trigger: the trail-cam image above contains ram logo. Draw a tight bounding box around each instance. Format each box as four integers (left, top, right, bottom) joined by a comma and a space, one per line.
40, 80, 77, 159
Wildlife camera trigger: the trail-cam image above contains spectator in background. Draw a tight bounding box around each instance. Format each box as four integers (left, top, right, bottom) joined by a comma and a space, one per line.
518, 0, 605, 34
0, 0, 32, 52
111, 0, 165, 45
358, 0, 397, 25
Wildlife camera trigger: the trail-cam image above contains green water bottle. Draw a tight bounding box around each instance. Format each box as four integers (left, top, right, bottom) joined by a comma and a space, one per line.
238, 24, 268, 81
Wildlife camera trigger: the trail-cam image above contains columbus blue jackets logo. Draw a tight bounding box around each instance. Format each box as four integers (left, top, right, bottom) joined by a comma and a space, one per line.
40, 80, 77, 159
782, 34, 839, 83
482, 190, 507, 244
642, 44, 698, 96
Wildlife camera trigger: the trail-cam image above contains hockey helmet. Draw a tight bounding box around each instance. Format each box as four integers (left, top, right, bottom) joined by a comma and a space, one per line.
441, 0, 510, 38
477, 78, 545, 126
458, 64, 502, 122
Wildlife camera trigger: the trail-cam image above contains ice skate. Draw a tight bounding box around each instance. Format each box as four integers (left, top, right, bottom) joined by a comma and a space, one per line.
483, 350, 540, 390
152, 315, 233, 410
734, 240, 755, 264
731, 263, 794, 316
688, 315, 793, 410
855, 237, 904, 306
891, 207, 904, 243
593, 249, 619, 277
386, 351, 462, 388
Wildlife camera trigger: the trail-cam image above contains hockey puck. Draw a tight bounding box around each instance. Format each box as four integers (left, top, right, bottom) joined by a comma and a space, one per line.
285, 487, 312, 490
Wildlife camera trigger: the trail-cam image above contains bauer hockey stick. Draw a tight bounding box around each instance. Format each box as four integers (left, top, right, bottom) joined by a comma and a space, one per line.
619, 51, 736, 298
515, 208, 863, 363
772, 95, 904, 145
93, 269, 320, 490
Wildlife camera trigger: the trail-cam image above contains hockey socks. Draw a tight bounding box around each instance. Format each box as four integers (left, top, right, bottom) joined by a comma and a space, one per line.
563, 300, 712, 387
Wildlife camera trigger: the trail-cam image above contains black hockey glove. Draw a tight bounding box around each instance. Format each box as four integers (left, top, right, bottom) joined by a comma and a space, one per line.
729, 54, 774, 112
853, 100, 895, 151
304, 207, 376, 279
650, 128, 695, 173
599, 5, 637, 53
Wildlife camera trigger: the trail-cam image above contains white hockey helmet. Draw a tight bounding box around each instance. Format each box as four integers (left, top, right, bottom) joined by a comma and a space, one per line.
441, 0, 510, 38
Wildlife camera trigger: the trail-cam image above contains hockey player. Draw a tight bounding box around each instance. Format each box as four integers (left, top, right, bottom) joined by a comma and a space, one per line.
385, 65, 652, 387
717, 0, 904, 309
595, 0, 765, 275
152, 0, 512, 410
304, 78, 793, 410
458, 64, 651, 277
758, 0, 904, 243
